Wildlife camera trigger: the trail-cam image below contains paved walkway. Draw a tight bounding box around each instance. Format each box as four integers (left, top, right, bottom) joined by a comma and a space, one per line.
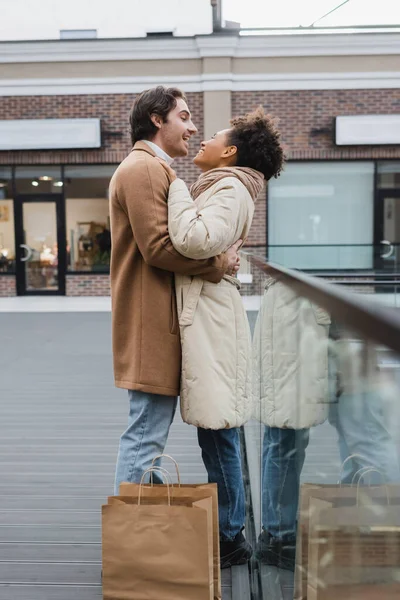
0, 312, 231, 599
2, 299, 398, 599
0, 295, 260, 313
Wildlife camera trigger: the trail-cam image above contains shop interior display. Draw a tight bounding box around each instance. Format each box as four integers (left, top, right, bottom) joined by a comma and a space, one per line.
71, 221, 111, 271
0, 232, 14, 272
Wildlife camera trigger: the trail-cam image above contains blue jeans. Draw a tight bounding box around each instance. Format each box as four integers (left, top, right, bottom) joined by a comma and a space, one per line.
262, 426, 309, 541
114, 391, 178, 492
198, 427, 245, 541
329, 391, 400, 484
114, 390, 246, 540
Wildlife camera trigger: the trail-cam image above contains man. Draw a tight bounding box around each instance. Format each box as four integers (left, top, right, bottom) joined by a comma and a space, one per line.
110, 86, 250, 567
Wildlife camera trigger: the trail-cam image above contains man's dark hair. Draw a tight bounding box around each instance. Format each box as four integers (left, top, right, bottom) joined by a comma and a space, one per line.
228, 106, 285, 180
129, 86, 187, 145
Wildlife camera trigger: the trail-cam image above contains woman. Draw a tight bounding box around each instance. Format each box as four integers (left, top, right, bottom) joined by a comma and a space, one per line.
163, 106, 285, 568
253, 278, 331, 570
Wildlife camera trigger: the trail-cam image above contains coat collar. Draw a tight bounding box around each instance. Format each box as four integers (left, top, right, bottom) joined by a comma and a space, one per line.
132, 140, 173, 165
142, 140, 174, 165
132, 140, 156, 157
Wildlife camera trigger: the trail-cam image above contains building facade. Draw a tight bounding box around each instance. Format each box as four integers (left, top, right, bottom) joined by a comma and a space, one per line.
0, 32, 399, 296
0, 0, 214, 40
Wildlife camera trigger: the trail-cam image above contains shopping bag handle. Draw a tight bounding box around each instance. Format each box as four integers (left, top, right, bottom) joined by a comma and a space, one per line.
139, 467, 171, 506
151, 454, 182, 486
337, 454, 371, 485
147, 465, 174, 487
356, 468, 390, 506
351, 466, 385, 486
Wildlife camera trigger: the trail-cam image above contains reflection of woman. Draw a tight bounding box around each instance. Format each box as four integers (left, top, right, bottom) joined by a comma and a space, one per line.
163, 107, 284, 568
253, 279, 331, 571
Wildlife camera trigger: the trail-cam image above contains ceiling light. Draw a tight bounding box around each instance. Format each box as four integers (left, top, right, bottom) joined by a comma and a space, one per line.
39, 175, 53, 181
0, 179, 7, 188
54, 181, 63, 187
31, 179, 39, 187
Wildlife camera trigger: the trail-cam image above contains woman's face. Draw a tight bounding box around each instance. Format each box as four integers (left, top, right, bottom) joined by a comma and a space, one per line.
193, 129, 236, 172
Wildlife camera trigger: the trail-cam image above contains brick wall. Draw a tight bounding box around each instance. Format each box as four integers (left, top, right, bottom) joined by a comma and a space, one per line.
0, 92, 204, 185
245, 186, 267, 247
233, 88, 400, 249
66, 274, 110, 296
232, 89, 400, 161
0, 275, 16, 297
175, 92, 204, 186
2, 88, 400, 297
0, 274, 111, 297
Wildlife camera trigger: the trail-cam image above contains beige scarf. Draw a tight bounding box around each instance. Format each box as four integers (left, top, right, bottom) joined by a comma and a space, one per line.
190, 166, 264, 202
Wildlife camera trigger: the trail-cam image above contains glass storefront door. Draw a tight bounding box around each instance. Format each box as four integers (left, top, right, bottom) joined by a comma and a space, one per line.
376, 189, 400, 273
15, 195, 66, 295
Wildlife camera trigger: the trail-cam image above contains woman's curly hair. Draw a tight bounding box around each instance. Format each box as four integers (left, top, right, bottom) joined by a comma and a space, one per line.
229, 106, 285, 180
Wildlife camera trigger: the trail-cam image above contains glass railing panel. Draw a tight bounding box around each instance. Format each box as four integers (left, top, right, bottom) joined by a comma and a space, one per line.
241, 253, 400, 600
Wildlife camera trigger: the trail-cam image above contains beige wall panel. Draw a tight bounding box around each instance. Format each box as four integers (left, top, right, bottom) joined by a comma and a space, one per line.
203, 90, 231, 140
202, 57, 231, 74
233, 55, 400, 74
0, 59, 202, 79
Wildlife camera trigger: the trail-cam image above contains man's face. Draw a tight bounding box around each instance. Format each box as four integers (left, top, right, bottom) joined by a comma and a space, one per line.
157, 98, 197, 158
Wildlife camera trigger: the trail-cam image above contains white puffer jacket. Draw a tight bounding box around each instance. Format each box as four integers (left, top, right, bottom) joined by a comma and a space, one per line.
168, 177, 255, 429
253, 278, 331, 429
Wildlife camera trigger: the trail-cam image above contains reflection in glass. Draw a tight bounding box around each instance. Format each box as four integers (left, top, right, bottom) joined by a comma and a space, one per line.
246, 257, 400, 599
268, 162, 374, 269
22, 202, 58, 291
0, 167, 15, 273
65, 165, 116, 272
380, 195, 400, 273
15, 166, 62, 194
377, 161, 400, 189
252, 276, 331, 574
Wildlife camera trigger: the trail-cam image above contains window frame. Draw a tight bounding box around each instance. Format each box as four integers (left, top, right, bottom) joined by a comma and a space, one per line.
0, 164, 116, 279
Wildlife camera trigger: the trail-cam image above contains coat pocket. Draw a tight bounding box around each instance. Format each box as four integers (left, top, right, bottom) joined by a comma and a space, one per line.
312, 305, 331, 326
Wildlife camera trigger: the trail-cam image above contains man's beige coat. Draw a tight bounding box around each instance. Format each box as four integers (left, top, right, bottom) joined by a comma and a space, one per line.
168, 176, 255, 429
109, 142, 227, 396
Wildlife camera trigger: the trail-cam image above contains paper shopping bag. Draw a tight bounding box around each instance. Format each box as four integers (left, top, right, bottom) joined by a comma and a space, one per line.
102, 472, 214, 600
120, 454, 221, 600
307, 496, 400, 600
294, 482, 400, 600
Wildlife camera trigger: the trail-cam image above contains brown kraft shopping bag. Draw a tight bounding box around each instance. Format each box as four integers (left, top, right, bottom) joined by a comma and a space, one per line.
120, 454, 222, 600
294, 468, 400, 599
307, 494, 400, 600
102, 467, 214, 600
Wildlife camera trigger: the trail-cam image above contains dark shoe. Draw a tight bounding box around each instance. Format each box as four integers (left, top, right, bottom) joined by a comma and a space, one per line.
255, 529, 295, 571
220, 529, 253, 569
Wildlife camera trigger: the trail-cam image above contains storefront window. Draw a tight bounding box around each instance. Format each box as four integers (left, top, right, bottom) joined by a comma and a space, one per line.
268, 162, 375, 270
65, 165, 117, 272
377, 162, 400, 189
0, 167, 15, 273
15, 166, 62, 194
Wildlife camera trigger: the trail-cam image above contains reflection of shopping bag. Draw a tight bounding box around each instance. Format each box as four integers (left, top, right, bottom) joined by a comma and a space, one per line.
102, 467, 214, 600
307, 496, 400, 600
119, 454, 221, 600
294, 462, 400, 600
